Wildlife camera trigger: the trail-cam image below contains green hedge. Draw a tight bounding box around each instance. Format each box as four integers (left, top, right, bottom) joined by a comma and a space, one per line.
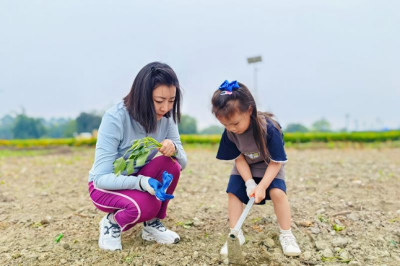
0, 138, 96, 148
283, 131, 400, 143
1, 131, 399, 148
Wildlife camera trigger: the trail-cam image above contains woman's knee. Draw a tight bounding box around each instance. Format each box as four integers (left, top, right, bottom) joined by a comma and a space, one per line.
124, 201, 160, 222
139, 203, 162, 221
122, 202, 141, 220
156, 156, 181, 175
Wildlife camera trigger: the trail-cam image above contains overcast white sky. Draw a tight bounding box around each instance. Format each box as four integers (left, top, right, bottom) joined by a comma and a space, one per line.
1, 0, 399, 131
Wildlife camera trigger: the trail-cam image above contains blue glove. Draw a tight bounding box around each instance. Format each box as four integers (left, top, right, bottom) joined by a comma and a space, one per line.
161, 171, 173, 192
148, 178, 162, 193
155, 171, 174, 201
146, 171, 174, 202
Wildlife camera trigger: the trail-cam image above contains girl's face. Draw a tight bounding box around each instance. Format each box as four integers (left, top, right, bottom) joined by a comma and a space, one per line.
153, 85, 176, 120
217, 107, 252, 134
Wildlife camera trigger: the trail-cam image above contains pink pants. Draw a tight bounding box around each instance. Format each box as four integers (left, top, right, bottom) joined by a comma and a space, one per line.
88, 156, 180, 231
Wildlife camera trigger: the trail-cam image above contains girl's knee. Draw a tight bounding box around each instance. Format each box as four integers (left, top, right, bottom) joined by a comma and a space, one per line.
228, 192, 242, 202
270, 188, 286, 202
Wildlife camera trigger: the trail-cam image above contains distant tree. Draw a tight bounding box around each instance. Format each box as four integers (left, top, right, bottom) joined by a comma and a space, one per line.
311, 118, 332, 132
63, 120, 77, 137
284, 123, 309, 133
0, 126, 13, 139
178, 115, 197, 134
12, 114, 47, 139
45, 118, 75, 138
0, 114, 15, 139
199, 125, 224, 135
76, 112, 102, 133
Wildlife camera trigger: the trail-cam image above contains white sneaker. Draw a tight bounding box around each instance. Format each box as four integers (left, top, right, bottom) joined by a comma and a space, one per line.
279, 233, 301, 256
220, 229, 245, 256
98, 214, 122, 251
142, 219, 180, 244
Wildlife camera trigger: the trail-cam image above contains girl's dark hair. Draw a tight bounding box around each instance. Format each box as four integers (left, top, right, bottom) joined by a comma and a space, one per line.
211, 82, 281, 162
123, 62, 182, 133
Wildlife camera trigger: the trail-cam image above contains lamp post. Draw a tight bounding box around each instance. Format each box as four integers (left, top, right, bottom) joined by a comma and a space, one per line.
247, 56, 262, 106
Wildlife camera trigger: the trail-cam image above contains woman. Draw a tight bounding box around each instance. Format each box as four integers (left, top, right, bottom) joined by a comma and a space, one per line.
88, 62, 187, 251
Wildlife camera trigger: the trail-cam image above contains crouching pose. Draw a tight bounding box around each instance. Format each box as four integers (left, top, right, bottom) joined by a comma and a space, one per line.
211, 80, 301, 256
88, 62, 187, 251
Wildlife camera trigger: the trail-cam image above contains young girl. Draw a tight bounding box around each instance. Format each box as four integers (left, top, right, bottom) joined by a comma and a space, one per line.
88, 62, 187, 251
211, 80, 301, 256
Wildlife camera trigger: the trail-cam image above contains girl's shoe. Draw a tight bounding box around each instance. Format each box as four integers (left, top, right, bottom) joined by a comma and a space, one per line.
279, 233, 301, 256
98, 214, 122, 251
220, 229, 245, 256
142, 219, 180, 244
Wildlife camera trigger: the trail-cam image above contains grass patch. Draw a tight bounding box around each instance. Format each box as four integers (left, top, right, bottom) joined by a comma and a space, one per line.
321, 256, 351, 263
176, 220, 194, 229
0, 149, 52, 158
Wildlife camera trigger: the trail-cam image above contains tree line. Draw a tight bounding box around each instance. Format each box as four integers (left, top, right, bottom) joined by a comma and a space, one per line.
0, 112, 102, 139
0, 111, 335, 140
0, 113, 226, 139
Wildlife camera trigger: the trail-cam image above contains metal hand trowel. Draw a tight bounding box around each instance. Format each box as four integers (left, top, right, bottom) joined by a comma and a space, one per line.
227, 196, 255, 265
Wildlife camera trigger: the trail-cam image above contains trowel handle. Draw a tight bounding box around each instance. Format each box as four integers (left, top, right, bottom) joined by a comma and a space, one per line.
231, 196, 255, 236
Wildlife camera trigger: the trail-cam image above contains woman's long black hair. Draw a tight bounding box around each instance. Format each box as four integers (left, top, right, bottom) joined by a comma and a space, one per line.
124, 62, 182, 133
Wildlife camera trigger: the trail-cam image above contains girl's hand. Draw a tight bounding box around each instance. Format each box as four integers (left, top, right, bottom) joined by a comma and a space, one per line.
158, 139, 176, 157
250, 185, 266, 204
245, 179, 257, 197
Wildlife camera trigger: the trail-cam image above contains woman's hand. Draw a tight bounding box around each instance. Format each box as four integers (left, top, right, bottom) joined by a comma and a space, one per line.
250, 185, 267, 204
158, 139, 176, 157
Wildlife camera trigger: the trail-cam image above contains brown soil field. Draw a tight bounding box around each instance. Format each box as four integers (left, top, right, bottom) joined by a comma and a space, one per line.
0, 147, 399, 266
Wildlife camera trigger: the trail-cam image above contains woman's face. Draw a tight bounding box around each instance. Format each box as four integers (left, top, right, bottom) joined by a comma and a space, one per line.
152, 85, 176, 120
217, 107, 252, 135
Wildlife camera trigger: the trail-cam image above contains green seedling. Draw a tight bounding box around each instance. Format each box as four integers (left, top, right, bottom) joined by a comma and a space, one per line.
176, 221, 194, 229
317, 214, 328, 223
113, 137, 174, 176
332, 224, 346, 231
31, 222, 43, 228
55, 233, 63, 243
251, 217, 263, 224
390, 240, 398, 247
321, 256, 351, 263
388, 217, 400, 223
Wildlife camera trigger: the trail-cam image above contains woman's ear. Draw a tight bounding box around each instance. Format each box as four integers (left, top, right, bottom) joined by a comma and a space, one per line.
248, 106, 253, 114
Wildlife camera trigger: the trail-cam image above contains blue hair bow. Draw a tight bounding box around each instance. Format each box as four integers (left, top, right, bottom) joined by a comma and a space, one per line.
219, 80, 239, 93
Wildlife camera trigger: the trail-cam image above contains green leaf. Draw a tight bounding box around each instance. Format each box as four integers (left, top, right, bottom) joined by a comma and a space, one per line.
332, 224, 346, 231
113, 157, 126, 176
136, 152, 149, 167
388, 217, 400, 223
126, 159, 135, 175
176, 220, 194, 229
318, 214, 328, 223
129, 145, 145, 159
55, 233, 63, 243
113, 137, 164, 178
144, 136, 161, 147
